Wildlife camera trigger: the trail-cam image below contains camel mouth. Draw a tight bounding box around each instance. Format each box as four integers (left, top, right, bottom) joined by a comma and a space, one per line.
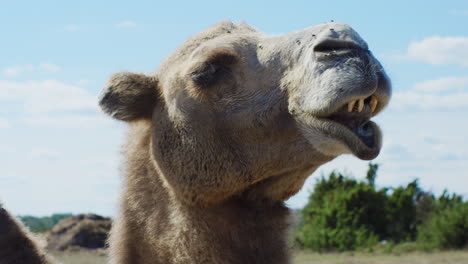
322, 94, 383, 160
328, 95, 378, 147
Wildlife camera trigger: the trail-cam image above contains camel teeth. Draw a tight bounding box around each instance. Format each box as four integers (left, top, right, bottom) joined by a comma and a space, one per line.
357, 98, 364, 112
347, 100, 356, 112
370, 96, 378, 113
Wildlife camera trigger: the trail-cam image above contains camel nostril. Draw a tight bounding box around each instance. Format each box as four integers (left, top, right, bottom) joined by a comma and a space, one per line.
313, 39, 366, 54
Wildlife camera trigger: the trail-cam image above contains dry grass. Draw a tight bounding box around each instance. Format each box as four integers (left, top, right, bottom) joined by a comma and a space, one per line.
51, 250, 107, 264
50, 250, 468, 264
293, 250, 468, 264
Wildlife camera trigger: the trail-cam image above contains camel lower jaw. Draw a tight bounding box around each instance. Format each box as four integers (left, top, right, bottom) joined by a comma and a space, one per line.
297, 115, 382, 160
331, 119, 382, 160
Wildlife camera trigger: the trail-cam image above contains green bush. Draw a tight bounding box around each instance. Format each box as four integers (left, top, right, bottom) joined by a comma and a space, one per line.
294, 163, 439, 251
294, 169, 386, 251
293, 163, 468, 252
418, 202, 468, 250
386, 180, 419, 242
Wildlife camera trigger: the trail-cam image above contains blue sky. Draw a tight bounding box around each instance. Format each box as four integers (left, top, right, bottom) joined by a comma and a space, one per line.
1, 0, 467, 216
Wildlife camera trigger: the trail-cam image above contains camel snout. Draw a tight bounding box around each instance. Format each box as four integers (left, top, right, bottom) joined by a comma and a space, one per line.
313, 22, 369, 55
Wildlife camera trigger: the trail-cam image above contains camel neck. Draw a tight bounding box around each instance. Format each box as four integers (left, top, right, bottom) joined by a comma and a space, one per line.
112, 126, 292, 263
190, 198, 292, 264
116, 166, 292, 264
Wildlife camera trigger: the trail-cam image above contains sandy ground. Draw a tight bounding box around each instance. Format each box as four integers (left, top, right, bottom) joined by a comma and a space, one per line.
293, 250, 468, 264
51, 250, 468, 264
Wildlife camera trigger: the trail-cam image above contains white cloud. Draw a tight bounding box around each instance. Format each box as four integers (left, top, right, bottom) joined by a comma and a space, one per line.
116, 20, 138, 29
414, 76, 468, 92
29, 148, 60, 159
39, 63, 61, 73
24, 115, 112, 128
407, 36, 468, 66
391, 75, 468, 111
0, 80, 96, 113
0, 118, 11, 128
0, 79, 114, 129
2, 63, 61, 77
3, 65, 35, 76
450, 9, 468, 16
64, 24, 83, 32
392, 91, 468, 111
423, 135, 442, 145
77, 79, 91, 86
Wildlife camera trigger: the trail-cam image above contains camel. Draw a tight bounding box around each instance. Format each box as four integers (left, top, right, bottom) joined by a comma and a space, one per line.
0, 21, 391, 264
0, 206, 54, 264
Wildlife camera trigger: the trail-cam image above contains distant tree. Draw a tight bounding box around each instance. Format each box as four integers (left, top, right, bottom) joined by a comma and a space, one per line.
19, 214, 72, 233
366, 162, 379, 188
385, 180, 420, 242
418, 202, 468, 249
436, 190, 464, 212
415, 191, 436, 226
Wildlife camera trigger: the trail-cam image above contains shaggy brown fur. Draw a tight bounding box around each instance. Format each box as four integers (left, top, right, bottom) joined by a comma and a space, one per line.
0, 21, 391, 264
0, 206, 55, 264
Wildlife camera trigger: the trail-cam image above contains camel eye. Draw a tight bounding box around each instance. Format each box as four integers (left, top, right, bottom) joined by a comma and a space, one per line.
190, 48, 239, 89
190, 63, 230, 88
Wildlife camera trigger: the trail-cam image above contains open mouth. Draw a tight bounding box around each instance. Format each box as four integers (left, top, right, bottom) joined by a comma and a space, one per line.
303, 93, 384, 160
291, 53, 391, 160
327, 95, 379, 149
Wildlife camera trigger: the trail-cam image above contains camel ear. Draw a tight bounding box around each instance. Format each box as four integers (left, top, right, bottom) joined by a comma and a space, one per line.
99, 72, 159, 121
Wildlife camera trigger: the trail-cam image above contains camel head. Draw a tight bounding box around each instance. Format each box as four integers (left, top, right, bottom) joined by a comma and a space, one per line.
99, 21, 391, 206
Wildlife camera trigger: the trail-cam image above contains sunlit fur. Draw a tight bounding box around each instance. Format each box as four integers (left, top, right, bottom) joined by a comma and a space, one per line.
0, 21, 390, 264
0, 205, 56, 264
